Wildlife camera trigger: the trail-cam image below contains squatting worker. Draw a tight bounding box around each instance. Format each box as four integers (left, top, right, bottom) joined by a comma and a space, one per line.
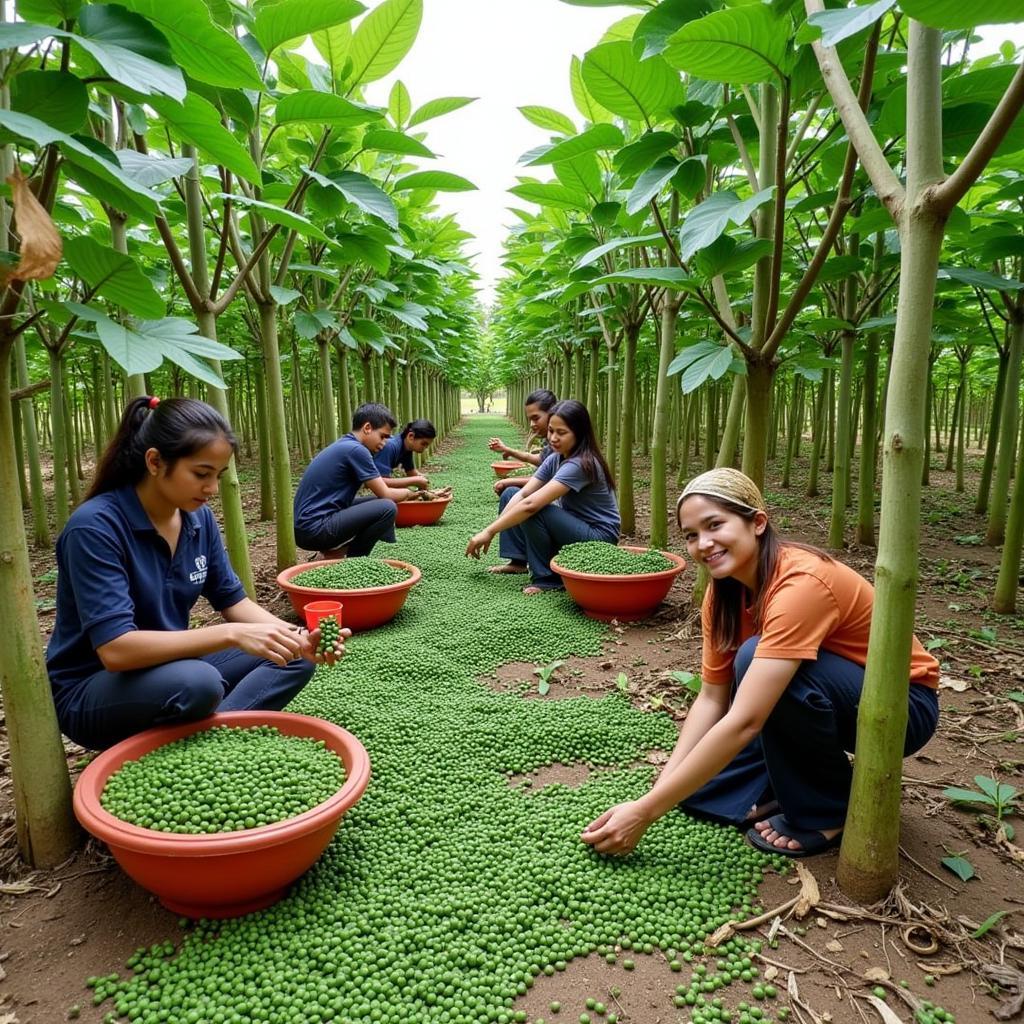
485, 388, 557, 576
466, 400, 620, 596
374, 418, 435, 489
582, 468, 940, 859
293, 402, 420, 558
46, 397, 348, 751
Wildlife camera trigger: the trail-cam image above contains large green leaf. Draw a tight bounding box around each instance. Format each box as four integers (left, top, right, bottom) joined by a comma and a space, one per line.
0, 108, 161, 213
582, 41, 685, 122
16, 0, 82, 22
407, 95, 477, 128
393, 171, 477, 192
113, 0, 261, 90
590, 266, 696, 290
526, 123, 624, 166
938, 266, 1024, 292
362, 128, 434, 158
899, 0, 1024, 28
626, 156, 680, 214
274, 90, 384, 129
668, 339, 737, 393
518, 105, 577, 135
635, 0, 712, 58
797, 0, 896, 47
253, 0, 364, 54
348, 0, 422, 87
614, 130, 679, 177
554, 153, 602, 200
664, 5, 789, 84
76, 5, 187, 101
63, 235, 165, 317
149, 93, 259, 183
570, 53, 614, 123
220, 194, 330, 241
115, 150, 194, 187
306, 168, 399, 229
508, 181, 590, 211
678, 188, 775, 261
312, 22, 353, 81
573, 232, 664, 270
389, 79, 411, 127
9, 70, 88, 134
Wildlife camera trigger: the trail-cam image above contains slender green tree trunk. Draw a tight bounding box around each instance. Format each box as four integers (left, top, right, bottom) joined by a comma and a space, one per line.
64, 383, 81, 505
586, 338, 599, 423
650, 296, 683, 548
985, 316, 1024, 543
14, 338, 49, 546
47, 349, 69, 529
604, 339, 620, 478
0, 341, 79, 866
956, 363, 967, 493
856, 334, 881, 545
944, 372, 961, 472
254, 359, 274, 521
976, 350, 1008, 514
337, 346, 353, 434
806, 372, 830, 497
829, 322, 857, 547
993, 396, 1024, 613
617, 326, 639, 535
740, 362, 773, 490
11, 369, 28, 508
716, 375, 747, 469
259, 303, 295, 569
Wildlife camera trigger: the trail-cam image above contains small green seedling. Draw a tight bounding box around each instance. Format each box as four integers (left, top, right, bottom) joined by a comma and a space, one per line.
669, 670, 701, 697
614, 672, 629, 694
533, 660, 564, 696
943, 775, 1019, 822
940, 848, 975, 882
971, 910, 1010, 938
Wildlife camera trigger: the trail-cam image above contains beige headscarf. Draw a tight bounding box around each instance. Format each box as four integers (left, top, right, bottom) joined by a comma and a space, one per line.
676, 467, 767, 515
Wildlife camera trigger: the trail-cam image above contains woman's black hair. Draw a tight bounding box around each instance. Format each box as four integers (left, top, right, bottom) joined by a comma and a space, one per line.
87, 397, 237, 499
525, 388, 557, 411
352, 402, 397, 431
547, 399, 615, 490
400, 418, 436, 440
676, 494, 831, 653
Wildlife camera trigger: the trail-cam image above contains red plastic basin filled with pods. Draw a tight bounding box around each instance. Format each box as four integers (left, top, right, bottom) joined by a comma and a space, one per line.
395, 495, 451, 527
549, 545, 687, 622
277, 558, 421, 632
73, 711, 371, 919
491, 460, 527, 479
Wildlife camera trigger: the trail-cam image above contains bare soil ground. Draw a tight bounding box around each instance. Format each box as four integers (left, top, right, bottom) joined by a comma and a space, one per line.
2, 435, 1022, 1024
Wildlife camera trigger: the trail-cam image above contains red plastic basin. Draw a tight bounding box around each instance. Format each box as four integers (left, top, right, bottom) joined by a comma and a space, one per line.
73, 711, 371, 919
549, 545, 687, 621
492, 460, 527, 478
277, 558, 421, 632
395, 495, 451, 527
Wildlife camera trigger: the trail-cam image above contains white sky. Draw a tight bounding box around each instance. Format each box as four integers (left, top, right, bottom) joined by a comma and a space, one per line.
365, 6, 1024, 307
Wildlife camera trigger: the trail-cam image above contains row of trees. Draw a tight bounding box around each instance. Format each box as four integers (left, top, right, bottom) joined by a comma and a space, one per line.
0, 0, 483, 870
492, 0, 1024, 900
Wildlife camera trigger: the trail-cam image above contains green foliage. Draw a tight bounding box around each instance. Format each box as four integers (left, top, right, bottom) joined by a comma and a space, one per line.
100, 725, 346, 833
347, 0, 423, 87
940, 852, 975, 881
581, 41, 685, 123
533, 660, 565, 695
943, 775, 1019, 820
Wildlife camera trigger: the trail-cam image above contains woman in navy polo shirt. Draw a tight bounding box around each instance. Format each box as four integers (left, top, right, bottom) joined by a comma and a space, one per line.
46, 397, 344, 751
373, 418, 435, 488
465, 400, 620, 595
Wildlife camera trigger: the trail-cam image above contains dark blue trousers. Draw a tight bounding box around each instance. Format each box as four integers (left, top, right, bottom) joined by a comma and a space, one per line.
520, 504, 617, 590
680, 636, 940, 831
497, 485, 528, 564
294, 495, 397, 556
56, 648, 315, 751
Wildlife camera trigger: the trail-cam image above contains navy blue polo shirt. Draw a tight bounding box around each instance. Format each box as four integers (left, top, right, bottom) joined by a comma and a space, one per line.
46, 486, 247, 704
294, 433, 382, 535
373, 434, 414, 476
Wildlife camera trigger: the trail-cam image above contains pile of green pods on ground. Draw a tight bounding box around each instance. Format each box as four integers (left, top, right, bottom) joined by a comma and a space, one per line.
89, 416, 783, 1024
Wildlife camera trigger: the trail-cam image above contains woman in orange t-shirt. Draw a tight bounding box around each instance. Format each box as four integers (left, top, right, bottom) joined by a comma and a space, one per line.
583, 468, 939, 859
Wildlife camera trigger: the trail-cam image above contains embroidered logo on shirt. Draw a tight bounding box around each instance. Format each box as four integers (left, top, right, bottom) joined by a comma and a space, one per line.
190, 554, 208, 585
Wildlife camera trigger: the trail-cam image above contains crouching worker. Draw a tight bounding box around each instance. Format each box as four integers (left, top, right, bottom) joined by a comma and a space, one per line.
46, 397, 347, 751
294, 402, 418, 558
374, 418, 435, 491
581, 468, 940, 859
467, 400, 620, 595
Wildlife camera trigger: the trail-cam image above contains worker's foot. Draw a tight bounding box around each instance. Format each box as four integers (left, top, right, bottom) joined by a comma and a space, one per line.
748, 814, 843, 857
522, 585, 544, 596
488, 562, 528, 574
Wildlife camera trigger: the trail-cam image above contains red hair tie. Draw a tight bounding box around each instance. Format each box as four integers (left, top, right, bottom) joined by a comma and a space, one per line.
147, 396, 160, 410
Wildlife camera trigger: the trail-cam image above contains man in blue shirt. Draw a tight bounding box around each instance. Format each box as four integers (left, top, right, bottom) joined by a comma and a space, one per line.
485, 389, 558, 575
294, 403, 418, 557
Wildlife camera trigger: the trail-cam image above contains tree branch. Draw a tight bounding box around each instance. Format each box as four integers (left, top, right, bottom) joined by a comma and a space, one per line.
932, 62, 1024, 215
804, 0, 904, 218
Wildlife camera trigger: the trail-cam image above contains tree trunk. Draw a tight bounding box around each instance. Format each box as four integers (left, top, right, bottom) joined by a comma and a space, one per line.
993, 397, 1024, 613
47, 349, 69, 530
985, 316, 1024, 544
650, 297, 683, 548
617, 327, 639, 535
856, 332, 880, 546
14, 336, 49, 547
716, 374, 747, 469
829, 324, 856, 548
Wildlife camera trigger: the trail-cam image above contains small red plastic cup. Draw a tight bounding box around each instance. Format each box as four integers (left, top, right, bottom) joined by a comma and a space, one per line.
304, 600, 343, 632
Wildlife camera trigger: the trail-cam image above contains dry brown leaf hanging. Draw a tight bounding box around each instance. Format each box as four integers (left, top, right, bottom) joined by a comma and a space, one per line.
3, 168, 62, 284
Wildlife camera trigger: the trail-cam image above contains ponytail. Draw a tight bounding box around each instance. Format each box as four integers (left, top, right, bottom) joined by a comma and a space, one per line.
401, 418, 436, 441
87, 397, 237, 499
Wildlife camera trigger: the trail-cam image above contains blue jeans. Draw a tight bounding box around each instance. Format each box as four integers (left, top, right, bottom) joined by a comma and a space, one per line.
680, 637, 940, 830
497, 486, 528, 564
294, 495, 397, 556
56, 648, 315, 750
520, 504, 617, 590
